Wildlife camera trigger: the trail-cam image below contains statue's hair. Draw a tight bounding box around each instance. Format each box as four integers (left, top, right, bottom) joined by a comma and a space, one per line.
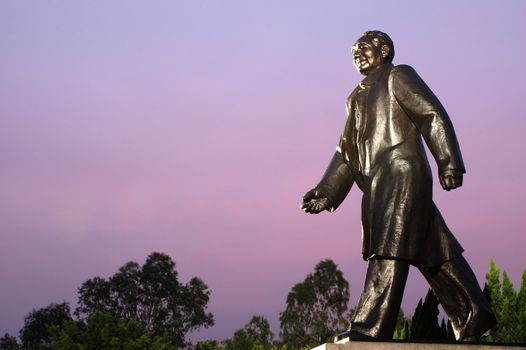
361, 30, 395, 62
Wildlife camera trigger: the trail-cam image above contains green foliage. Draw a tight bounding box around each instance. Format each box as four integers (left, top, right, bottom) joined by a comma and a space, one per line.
76, 252, 214, 348
262, 345, 287, 350
221, 315, 274, 350
0, 333, 20, 350
485, 260, 502, 314
19, 302, 72, 349
223, 329, 254, 350
517, 270, 526, 341
50, 312, 176, 350
194, 339, 221, 350
245, 315, 273, 347
250, 345, 287, 350
392, 320, 410, 340
484, 259, 526, 343
279, 259, 350, 349
392, 308, 410, 340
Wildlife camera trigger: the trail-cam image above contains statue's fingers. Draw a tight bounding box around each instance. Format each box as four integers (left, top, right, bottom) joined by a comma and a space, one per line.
452, 173, 463, 188
439, 175, 446, 190
444, 176, 454, 191
304, 203, 315, 213
306, 201, 320, 214
303, 189, 316, 202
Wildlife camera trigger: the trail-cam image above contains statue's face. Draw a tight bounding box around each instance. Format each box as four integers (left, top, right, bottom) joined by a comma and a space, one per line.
352, 39, 385, 75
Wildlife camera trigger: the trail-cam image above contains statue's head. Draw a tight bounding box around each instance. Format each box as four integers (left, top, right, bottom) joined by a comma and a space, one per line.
352, 30, 394, 75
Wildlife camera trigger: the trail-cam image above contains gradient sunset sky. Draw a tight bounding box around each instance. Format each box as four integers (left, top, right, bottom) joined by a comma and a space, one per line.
1, 0, 525, 342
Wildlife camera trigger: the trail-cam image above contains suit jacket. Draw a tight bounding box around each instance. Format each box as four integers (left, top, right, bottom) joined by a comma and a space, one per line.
316, 63, 465, 267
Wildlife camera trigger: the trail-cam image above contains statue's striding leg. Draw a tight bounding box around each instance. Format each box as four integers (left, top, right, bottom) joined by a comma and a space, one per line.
419, 255, 496, 341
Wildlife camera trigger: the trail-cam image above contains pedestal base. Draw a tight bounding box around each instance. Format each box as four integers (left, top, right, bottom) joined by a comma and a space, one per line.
312, 340, 526, 350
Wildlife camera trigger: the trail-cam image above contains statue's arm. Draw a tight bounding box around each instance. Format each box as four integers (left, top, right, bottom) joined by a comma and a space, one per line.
301, 150, 354, 213
390, 65, 465, 190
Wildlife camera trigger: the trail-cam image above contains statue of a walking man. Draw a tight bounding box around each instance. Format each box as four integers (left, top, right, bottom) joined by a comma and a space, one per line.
301, 31, 495, 341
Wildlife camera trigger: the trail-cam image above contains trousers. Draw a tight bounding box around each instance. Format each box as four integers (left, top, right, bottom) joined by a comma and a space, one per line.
350, 255, 496, 340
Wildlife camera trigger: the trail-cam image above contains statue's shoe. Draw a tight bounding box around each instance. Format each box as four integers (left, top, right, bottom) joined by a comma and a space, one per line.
335, 329, 375, 342
457, 309, 497, 342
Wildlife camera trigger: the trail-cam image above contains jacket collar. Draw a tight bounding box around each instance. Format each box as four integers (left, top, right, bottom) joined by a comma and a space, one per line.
360, 63, 393, 86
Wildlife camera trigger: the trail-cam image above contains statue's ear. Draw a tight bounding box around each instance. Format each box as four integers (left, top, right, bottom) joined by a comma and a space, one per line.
381, 45, 390, 59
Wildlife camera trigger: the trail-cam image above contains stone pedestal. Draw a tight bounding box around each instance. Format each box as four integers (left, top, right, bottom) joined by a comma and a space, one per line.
312, 340, 526, 350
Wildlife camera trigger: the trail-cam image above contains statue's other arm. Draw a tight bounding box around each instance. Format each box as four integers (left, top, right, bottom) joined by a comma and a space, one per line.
390, 65, 465, 190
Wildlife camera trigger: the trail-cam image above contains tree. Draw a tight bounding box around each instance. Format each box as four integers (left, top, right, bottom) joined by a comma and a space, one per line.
484, 260, 526, 343
279, 259, 349, 349
19, 302, 72, 349
500, 271, 517, 340
222, 315, 274, 350
0, 333, 20, 350
392, 308, 410, 340
517, 270, 526, 342
409, 289, 448, 341
223, 329, 254, 350
245, 315, 273, 347
76, 252, 214, 347
194, 340, 222, 350
50, 312, 176, 350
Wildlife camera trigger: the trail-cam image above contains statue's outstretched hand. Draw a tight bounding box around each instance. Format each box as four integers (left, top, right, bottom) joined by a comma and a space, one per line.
301, 188, 331, 214
439, 169, 463, 191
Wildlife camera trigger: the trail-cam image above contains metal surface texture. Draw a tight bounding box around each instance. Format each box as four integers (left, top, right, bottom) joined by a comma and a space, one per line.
300, 31, 496, 341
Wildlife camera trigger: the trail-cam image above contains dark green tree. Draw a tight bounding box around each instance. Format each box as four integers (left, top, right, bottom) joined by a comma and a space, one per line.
50, 312, 176, 350
392, 308, 410, 340
409, 289, 447, 341
223, 329, 254, 350
222, 315, 274, 350
484, 260, 526, 343
517, 270, 526, 342
76, 277, 114, 316
76, 252, 214, 347
500, 271, 517, 340
194, 339, 222, 350
0, 333, 20, 350
19, 302, 72, 349
279, 259, 349, 349
485, 260, 502, 316
245, 315, 273, 347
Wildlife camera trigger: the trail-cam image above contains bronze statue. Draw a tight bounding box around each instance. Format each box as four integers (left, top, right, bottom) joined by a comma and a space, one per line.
301, 31, 495, 341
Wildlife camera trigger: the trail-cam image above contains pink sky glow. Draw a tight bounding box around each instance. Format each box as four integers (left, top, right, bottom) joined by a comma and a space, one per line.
1, 0, 526, 342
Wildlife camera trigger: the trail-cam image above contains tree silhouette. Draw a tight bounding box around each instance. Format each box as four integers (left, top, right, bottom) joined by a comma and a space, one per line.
409, 289, 447, 341
280, 259, 349, 349
19, 302, 72, 349
76, 252, 214, 347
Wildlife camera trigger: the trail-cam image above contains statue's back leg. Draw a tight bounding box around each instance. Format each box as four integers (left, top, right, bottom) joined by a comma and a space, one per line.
419, 255, 496, 340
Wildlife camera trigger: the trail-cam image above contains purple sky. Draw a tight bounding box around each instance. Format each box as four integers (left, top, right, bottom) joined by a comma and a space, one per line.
1, 0, 526, 342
